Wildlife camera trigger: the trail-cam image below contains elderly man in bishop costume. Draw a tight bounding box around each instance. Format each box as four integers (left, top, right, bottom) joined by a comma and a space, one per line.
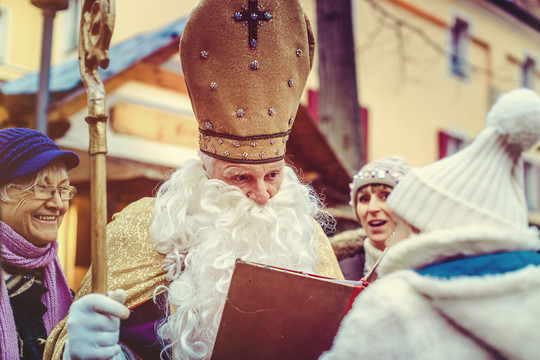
45, 0, 343, 359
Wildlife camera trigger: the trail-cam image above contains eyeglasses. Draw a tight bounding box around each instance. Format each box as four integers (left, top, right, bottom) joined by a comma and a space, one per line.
11, 184, 77, 200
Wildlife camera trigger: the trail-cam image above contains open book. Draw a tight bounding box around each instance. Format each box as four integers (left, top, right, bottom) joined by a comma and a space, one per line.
211, 260, 367, 360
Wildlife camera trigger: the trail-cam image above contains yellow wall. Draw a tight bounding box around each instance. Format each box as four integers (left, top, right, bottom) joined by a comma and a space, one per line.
3, 0, 539, 166
0, 0, 42, 79
0, 0, 199, 80
110, 0, 200, 44
302, 0, 540, 167
355, 0, 487, 166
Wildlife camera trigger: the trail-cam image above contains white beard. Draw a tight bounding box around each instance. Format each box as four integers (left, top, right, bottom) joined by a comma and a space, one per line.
149, 159, 331, 360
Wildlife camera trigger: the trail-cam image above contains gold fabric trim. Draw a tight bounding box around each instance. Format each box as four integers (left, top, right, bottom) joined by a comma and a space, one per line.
45, 197, 167, 359
314, 223, 345, 280
45, 198, 343, 358
199, 129, 290, 163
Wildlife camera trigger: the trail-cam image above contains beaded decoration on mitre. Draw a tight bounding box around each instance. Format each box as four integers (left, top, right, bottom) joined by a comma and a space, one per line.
349, 169, 403, 206
180, 0, 314, 163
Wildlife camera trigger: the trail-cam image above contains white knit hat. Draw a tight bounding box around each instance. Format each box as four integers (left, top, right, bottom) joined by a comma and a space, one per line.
349, 155, 411, 206
388, 88, 540, 232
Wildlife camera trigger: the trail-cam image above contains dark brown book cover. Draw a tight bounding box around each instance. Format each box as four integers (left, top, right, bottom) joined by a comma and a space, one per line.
211, 260, 365, 360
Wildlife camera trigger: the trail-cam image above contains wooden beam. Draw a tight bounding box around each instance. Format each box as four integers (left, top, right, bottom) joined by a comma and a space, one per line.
109, 101, 197, 147
316, 0, 364, 173
121, 62, 187, 93
47, 64, 188, 134
385, 0, 446, 28
383, 0, 491, 51
142, 37, 181, 65
287, 105, 351, 204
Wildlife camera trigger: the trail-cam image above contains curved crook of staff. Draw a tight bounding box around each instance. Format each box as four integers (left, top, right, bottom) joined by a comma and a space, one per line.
78, 0, 115, 294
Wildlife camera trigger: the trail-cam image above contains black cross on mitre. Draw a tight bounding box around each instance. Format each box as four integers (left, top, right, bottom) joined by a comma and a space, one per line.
232, 0, 273, 50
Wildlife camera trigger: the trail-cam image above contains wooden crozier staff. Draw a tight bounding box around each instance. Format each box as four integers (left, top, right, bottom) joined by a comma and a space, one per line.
78, 0, 115, 294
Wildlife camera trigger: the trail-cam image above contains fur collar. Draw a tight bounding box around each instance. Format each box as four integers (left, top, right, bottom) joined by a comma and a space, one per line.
363, 237, 383, 275
378, 225, 540, 276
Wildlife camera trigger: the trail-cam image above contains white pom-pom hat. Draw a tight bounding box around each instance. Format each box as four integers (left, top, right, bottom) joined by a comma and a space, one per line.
388, 88, 540, 232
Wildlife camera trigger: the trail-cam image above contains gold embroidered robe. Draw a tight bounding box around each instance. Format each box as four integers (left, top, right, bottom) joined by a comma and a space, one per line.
45, 197, 343, 359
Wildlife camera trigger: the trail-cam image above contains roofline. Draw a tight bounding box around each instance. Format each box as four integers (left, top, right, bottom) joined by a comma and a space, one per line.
484, 0, 540, 32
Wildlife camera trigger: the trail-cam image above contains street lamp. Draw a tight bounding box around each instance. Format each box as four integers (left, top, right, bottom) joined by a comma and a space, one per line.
30, 0, 69, 135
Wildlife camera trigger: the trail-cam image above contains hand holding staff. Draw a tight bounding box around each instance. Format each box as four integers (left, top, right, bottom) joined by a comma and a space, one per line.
78, 0, 115, 294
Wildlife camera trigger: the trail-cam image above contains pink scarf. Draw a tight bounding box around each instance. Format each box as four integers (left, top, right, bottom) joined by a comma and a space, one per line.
0, 221, 73, 359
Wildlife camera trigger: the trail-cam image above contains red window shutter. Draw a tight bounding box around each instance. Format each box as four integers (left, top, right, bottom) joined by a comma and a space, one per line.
438, 131, 449, 159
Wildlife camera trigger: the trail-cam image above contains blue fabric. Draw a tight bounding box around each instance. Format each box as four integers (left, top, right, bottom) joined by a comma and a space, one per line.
416, 251, 540, 278
0, 128, 79, 184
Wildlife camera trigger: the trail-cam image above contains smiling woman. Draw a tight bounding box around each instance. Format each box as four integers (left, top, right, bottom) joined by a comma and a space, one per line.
2, 162, 74, 247
0, 128, 79, 359
349, 155, 413, 276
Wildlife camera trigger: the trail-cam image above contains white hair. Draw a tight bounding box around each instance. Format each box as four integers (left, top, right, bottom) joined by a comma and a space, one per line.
149, 158, 332, 359
198, 151, 215, 175
0, 160, 68, 203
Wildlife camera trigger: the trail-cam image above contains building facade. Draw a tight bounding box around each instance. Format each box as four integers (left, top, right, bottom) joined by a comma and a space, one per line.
302, 0, 540, 225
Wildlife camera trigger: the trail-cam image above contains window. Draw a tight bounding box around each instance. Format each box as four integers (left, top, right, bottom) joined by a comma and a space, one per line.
438, 130, 468, 159
522, 57, 536, 89
63, 0, 81, 55
524, 160, 539, 213
0, 5, 10, 62
450, 18, 469, 79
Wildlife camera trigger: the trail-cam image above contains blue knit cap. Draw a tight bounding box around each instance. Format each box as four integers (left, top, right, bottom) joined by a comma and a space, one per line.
0, 128, 80, 184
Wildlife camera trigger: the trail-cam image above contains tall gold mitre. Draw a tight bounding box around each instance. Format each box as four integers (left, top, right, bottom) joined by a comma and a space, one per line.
180, 0, 314, 163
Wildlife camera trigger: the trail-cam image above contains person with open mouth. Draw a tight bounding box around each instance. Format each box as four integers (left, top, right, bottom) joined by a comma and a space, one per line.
349, 155, 413, 276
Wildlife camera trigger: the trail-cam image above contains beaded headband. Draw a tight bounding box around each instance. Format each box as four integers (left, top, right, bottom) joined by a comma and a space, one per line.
349, 168, 403, 206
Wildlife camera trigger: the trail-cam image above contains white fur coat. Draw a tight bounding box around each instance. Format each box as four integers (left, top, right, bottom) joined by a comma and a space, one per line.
320, 226, 540, 360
